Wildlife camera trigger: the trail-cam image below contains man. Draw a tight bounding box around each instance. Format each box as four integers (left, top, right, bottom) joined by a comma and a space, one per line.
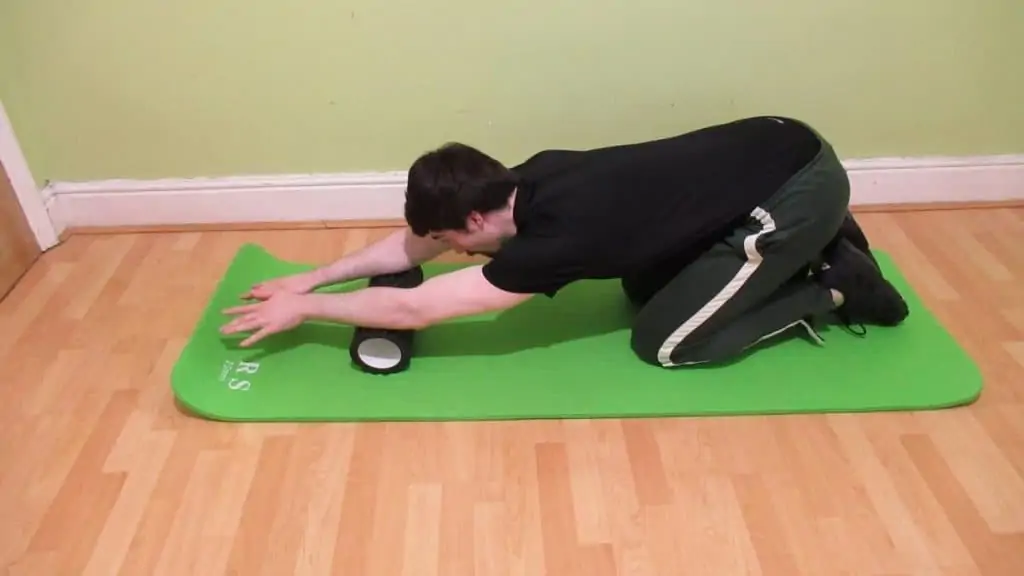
221, 116, 909, 366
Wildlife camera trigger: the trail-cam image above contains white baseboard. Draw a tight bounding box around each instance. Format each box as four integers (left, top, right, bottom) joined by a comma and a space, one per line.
45, 171, 409, 229
43, 155, 1024, 230
843, 155, 1024, 206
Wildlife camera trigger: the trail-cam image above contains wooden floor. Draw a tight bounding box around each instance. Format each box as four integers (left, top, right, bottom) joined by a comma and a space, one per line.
1, 209, 1023, 575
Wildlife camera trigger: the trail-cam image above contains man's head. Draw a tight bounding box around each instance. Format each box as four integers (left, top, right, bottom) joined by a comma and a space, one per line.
404, 142, 519, 255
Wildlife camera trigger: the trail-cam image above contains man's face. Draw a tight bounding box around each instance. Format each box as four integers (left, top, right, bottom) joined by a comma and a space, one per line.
430, 212, 505, 256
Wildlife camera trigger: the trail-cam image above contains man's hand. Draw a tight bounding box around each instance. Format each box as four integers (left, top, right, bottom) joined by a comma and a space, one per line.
220, 292, 311, 347
218, 264, 534, 347
243, 271, 322, 300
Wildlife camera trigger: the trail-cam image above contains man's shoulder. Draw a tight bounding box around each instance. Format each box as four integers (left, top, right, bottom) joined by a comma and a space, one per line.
512, 149, 586, 180
490, 230, 580, 258
481, 232, 592, 297
486, 226, 596, 271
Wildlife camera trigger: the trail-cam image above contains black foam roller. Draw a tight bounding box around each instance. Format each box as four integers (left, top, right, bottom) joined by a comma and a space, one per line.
349, 266, 425, 375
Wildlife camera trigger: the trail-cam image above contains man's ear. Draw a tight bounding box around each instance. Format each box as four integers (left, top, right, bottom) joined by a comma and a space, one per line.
465, 211, 485, 231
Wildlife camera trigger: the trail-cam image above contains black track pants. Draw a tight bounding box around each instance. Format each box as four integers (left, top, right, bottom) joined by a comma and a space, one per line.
626, 130, 849, 367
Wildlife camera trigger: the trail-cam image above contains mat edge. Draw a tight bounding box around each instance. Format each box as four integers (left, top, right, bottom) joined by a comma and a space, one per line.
168, 245, 986, 422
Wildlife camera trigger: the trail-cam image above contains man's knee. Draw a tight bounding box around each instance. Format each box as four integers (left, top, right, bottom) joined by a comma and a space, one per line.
630, 328, 663, 366
621, 276, 655, 308
629, 313, 695, 367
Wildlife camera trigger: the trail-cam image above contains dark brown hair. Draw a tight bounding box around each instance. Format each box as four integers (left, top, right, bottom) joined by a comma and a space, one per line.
403, 142, 519, 236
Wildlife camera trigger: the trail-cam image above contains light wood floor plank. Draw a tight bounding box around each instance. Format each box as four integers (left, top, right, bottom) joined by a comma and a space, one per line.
1, 208, 1023, 574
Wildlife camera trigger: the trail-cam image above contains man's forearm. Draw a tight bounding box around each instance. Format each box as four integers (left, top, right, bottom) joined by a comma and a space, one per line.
312, 228, 447, 287
299, 265, 532, 332
301, 287, 426, 330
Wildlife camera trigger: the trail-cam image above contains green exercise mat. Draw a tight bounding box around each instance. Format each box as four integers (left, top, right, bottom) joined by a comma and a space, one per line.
170, 243, 982, 421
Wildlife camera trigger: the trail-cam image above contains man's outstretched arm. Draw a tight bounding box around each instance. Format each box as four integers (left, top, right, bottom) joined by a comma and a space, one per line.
242, 227, 450, 301
312, 227, 449, 286
219, 264, 533, 346
303, 265, 533, 330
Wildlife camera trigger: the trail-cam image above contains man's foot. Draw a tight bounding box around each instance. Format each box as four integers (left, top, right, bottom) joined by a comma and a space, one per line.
815, 237, 909, 332
838, 211, 879, 267
823, 211, 879, 269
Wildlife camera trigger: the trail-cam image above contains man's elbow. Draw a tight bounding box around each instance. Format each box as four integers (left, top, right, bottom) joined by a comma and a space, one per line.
400, 285, 529, 330
393, 291, 435, 330
395, 289, 466, 331
404, 309, 436, 331
404, 298, 461, 330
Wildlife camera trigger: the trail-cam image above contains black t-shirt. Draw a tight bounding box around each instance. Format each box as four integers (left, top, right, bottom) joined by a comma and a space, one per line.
481, 116, 823, 297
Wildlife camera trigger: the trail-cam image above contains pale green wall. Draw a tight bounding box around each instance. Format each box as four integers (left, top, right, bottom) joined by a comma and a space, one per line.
2, 0, 1021, 183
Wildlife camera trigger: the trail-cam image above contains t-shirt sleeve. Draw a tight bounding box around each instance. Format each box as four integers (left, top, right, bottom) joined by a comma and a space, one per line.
481, 237, 586, 297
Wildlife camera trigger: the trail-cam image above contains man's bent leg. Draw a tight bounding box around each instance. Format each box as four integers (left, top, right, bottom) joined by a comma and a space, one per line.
629, 216, 839, 366
629, 136, 851, 367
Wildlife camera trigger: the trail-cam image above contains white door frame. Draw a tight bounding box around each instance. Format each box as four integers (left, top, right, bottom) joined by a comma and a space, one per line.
0, 100, 59, 251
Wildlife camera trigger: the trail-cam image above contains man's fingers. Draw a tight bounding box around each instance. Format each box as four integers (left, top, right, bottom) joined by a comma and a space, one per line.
221, 313, 264, 335
223, 302, 260, 315
241, 283, 273, 300
240, 326, 274, 347
246, 288, 270, 300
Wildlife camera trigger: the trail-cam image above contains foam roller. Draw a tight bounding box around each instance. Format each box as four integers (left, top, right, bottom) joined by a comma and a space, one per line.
349, 266, 425, 375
